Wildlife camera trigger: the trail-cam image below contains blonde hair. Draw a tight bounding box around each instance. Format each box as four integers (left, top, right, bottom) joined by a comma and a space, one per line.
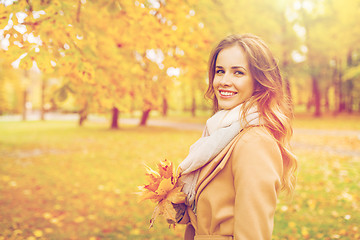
205, 34, 297, 194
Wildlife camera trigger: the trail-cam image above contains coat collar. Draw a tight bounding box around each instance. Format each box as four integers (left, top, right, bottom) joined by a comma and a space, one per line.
195, 132, 244, 203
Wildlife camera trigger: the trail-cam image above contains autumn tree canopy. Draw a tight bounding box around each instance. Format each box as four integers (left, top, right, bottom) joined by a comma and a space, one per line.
1, 0, 360, 125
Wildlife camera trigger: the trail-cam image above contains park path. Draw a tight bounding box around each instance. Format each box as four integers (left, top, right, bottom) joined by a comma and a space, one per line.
2, 113, 360, 157
146, 119, 360, 158
122, 117, 360, 138
121, 118, 360, 158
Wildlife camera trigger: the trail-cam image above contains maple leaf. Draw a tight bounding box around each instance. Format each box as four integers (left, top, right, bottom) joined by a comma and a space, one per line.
149, 186, 187, 229
139, 159, 186, 228
158, 159, 174, 179
156, 178, 175, 198
166, 186, 186, 204
138, 186, 162, 202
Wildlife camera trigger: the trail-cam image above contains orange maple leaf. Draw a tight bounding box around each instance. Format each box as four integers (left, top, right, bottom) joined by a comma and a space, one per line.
149, 186, 186, 228
139, 159, 186, 228
158, 159, 174, 179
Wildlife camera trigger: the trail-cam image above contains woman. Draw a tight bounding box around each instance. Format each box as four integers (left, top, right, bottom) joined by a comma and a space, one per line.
177, 34, 297, 240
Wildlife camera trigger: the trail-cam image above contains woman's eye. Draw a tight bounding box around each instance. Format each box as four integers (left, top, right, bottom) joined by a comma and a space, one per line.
234, 71, 244, 76
216, 70, 225, 74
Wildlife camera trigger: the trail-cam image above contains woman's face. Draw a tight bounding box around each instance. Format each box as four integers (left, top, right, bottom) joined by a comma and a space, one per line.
213, 45, 255, 110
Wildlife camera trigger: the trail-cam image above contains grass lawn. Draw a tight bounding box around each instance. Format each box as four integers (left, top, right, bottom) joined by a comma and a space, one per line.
0, 117, 359, 239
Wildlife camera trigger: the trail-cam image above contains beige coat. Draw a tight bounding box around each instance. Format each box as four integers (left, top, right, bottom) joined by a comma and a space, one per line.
180, 126, 283, 240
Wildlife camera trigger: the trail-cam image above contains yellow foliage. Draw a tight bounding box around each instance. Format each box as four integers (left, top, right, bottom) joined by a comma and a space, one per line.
33, 230, 43, 237
19, 56, 33, 70
1, 0, 213, 113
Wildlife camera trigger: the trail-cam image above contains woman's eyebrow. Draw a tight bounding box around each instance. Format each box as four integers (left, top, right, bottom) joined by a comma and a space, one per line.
216, 66, 247, 71
231, 66, 246, 70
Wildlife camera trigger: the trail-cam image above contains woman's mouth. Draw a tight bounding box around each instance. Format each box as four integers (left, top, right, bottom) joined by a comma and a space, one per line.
219, 90, 237, 97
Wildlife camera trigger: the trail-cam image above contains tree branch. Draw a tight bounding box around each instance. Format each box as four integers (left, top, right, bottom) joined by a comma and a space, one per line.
22, 16, 53, 26
26, 0, 33, 12
76, 0, 81, 23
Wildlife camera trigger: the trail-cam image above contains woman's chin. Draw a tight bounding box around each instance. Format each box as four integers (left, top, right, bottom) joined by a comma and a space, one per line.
218, 102, 240, 110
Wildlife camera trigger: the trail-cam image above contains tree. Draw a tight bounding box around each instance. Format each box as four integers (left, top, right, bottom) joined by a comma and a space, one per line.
1, 0, 212, 126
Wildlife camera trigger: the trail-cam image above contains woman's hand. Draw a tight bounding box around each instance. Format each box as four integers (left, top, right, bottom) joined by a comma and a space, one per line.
172, 203, 187, 223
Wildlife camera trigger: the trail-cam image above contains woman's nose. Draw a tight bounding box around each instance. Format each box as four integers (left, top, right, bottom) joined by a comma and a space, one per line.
219, 73, 231, 86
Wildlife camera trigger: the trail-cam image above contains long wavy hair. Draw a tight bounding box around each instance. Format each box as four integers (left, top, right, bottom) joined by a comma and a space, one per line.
205, 33, 297, 194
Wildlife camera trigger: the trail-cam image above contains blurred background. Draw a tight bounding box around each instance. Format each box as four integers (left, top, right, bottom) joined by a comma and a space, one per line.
0, 0, 359, 239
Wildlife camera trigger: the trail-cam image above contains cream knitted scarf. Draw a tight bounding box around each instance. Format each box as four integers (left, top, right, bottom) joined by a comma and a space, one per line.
178, 104, 261, 209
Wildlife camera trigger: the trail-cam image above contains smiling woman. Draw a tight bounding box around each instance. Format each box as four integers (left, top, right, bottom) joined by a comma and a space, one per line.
175, 34, 297, 240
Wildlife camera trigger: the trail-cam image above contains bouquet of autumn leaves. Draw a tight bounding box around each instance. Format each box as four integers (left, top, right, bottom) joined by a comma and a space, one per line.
138, 159, 187, 228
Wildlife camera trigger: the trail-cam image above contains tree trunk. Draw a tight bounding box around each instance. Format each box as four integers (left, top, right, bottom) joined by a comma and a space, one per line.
40, 78, 45, 121
140, 109, 151, 126
312, 76, 321, 117
162, 97, 168, 117
191, 93, 196, 117
346, 81, 353, 113
338, 60, 344, 113
22, 90, 27, 121
332, 58, 339, 115
348, 94, 353, 113
110, 106, 119, 129
346, 50, 353, 113
78, 101, 88, 126
79, 113, 87, 126
324, 87, 329, 111
191, 95, 196, 117
306, 95, 312, 112
182, 83, 187, 112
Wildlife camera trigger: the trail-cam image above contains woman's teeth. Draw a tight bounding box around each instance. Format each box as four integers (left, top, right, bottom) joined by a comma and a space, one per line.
220, 91, 236, 96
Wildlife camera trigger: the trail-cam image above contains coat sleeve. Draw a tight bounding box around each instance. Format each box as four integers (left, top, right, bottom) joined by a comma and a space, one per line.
231, 129, 283, 240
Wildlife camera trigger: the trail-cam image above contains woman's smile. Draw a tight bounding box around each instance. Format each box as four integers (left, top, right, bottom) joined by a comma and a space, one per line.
218, 90, 238, 97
